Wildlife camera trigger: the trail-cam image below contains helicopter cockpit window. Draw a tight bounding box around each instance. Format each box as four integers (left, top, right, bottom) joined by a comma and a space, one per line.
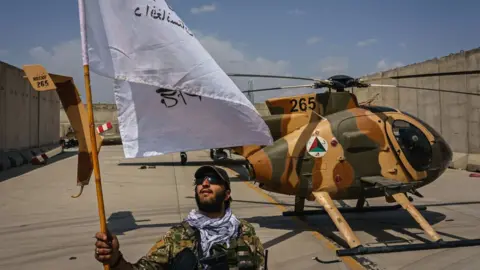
400, 111, 442, 138
392, 120, 432, 171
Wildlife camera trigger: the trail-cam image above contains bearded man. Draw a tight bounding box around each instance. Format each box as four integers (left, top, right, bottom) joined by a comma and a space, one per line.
94, 165, 266, 269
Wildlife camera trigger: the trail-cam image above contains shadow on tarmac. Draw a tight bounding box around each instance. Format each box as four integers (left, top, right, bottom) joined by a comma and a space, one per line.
105, 204, 471, 253
0, 150, 78, 183
106, 211, 180, 236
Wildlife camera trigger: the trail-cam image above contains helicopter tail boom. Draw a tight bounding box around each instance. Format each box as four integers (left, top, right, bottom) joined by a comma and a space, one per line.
227, 112, 311, 158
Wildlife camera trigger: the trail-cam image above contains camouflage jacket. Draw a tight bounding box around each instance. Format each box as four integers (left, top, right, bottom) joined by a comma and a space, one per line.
118, 219, 265, 270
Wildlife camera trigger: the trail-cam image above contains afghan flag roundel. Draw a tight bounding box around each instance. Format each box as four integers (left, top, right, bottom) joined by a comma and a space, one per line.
306, 136, 328, 157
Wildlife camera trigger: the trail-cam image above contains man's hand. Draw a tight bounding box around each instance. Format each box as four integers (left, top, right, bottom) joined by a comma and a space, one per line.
95, 231, 121, 266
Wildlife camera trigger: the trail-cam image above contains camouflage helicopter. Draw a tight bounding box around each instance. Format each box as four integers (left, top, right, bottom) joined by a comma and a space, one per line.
204, 70, 480, 256
22, 63, 480, 256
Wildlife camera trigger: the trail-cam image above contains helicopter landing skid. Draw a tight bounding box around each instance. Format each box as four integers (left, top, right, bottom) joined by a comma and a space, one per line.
282, 204, 427, 216
307, 191, 480, 257
336, 238, 480, 256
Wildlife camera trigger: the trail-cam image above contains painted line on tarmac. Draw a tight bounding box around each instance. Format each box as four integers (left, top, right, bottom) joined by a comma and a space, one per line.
243, 181, 367, 270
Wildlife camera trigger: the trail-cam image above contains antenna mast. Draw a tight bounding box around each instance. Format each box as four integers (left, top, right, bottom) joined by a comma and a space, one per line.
247, 79, 254, 103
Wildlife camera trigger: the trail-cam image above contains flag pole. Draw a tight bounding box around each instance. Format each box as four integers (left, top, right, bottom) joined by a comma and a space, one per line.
77, 1, 109, 269
84, 65, 109, 270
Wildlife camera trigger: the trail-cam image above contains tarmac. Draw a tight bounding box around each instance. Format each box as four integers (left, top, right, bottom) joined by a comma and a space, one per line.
1, 145, 480, 270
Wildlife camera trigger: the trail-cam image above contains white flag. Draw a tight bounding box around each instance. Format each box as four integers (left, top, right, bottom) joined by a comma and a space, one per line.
78, 0, 273, 158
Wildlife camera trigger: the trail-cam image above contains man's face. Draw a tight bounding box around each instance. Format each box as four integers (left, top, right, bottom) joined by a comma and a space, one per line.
194, 175, 231, 213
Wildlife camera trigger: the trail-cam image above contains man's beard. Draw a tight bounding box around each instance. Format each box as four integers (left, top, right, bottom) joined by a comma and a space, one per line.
195, 189, 226, 213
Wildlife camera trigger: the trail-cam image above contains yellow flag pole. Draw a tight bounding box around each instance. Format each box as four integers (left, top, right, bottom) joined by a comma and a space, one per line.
77, 1, 109, 269
83, 65, 110, 270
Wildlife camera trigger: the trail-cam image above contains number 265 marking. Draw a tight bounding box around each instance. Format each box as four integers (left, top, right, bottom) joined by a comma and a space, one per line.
36, 80, 49, 88
290, 97, 316, 112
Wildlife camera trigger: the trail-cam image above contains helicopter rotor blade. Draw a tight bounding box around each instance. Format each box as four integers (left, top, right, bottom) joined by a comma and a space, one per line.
367, 83, 480, 96
228, 73, 317, 81
242, 84, 316, 93
361, 69, 480, 81
368, 84, 397, 88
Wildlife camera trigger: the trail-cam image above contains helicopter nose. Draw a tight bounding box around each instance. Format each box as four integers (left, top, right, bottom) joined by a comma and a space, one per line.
399, 111, 452, 184
425, 134, 452, 182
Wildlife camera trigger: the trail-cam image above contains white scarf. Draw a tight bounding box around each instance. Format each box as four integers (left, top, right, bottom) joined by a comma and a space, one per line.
184, 208, 241, 257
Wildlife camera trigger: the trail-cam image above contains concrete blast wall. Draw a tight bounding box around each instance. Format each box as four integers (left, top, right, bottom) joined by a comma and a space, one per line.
357, 47, 480, 171
0, 61, 60, 170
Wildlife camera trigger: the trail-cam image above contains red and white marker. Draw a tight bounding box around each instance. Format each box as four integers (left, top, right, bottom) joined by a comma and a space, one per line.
31, 145, 63, 165
96, 122, 113, 134
32, 153, 49, 165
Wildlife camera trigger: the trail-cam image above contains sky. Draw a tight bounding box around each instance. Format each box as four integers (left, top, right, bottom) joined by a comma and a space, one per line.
1, 0, 479, 103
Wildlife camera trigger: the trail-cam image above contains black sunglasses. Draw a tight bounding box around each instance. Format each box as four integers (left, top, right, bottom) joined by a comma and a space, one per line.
194, 175, 224, 186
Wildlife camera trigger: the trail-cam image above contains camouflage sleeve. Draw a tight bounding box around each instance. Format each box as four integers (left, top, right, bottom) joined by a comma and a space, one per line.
121, 230, 174, 270
240, 220, 266, 270
252, 233, 266, 270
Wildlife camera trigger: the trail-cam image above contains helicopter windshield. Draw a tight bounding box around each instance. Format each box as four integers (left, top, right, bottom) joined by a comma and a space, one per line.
392, 120, 432, 171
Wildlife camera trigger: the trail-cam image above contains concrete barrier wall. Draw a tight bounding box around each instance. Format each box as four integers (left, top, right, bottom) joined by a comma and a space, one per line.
0, 61, 60, 150
0, 61, 60, 170
357, 47, 480, 171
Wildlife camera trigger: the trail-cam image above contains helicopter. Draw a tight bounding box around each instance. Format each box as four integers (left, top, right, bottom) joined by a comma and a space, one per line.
202, 70, 480, 256
21, 63, 480, 257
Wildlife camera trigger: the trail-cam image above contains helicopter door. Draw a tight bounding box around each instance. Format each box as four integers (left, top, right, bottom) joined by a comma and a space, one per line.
336, 114, 412, 183
384, 113, 435, 181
